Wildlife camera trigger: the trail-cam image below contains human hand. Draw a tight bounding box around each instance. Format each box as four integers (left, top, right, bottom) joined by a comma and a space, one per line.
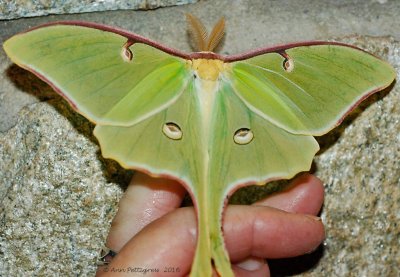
96, 172, 324, 276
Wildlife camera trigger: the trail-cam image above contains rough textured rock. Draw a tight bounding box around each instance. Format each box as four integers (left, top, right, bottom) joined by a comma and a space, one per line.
0, 100, 131, 276
233, 36, 400, 276
0, 0, 197, 20
1, 0, 399, 275
310, 36, 400, 277
0, 35, 398, 276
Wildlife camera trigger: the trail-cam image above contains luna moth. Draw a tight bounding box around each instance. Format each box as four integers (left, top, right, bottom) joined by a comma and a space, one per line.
3, 13, 395, 276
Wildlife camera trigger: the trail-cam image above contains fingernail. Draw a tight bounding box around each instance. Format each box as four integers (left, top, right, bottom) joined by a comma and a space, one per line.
236, 257, 265, 271
305, 214, 322, 221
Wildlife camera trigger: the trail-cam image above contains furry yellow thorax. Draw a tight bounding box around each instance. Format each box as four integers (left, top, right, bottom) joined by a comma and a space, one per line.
191, 59, 225, 81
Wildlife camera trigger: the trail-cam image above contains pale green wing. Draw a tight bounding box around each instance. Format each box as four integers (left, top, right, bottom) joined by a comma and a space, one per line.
208, 80, 319, 189
231, 45, 396, 135
93, 80, 204, 186
4, 23, 396, 277
3, 24, 188, 126
93, 76, 320, 277
192, 79, 320, 276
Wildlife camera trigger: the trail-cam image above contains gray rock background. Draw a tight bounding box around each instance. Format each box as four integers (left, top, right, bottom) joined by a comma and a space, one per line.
0, 0, 197, 20
0, 0, 399, 276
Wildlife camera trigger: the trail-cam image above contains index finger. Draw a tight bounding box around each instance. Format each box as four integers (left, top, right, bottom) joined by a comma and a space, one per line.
254, 173, 324, 215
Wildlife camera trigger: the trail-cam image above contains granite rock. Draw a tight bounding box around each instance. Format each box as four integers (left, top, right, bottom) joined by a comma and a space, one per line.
0, 0, 197, 20
0, 100, 131, 276
310, 36, 400, 277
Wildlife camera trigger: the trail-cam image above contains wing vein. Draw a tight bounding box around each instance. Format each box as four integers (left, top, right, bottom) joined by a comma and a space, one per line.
239, 61, 314, 99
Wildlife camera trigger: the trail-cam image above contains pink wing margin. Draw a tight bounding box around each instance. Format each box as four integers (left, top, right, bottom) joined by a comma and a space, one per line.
22, 20, 371, 62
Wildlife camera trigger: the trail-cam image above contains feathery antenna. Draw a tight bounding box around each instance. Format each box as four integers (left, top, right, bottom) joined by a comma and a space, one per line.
206, 17, 225, 52
186, 13, 225, 52
186, 13, 208, 52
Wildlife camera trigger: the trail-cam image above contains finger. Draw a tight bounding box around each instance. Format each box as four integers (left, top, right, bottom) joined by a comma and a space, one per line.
100, 207, 197, 276
106, 172, 186, 251
233, 257, 270, 277
223, 205, 324, 262
101, 204, 324, 275
254, 173, 324, 215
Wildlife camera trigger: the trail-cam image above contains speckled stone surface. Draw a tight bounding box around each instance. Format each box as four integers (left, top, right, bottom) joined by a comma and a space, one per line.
1, 0, 399, 276
307, 36, 399, 277
0, 100, 131, 276
0, 0, 197, 20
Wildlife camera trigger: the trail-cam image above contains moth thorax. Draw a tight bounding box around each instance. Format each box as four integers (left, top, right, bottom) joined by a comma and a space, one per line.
192, 59, 225, 81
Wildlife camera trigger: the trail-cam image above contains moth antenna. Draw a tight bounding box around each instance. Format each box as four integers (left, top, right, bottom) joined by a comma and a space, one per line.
186, 13, 208, 52
206, 16, 225, 52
